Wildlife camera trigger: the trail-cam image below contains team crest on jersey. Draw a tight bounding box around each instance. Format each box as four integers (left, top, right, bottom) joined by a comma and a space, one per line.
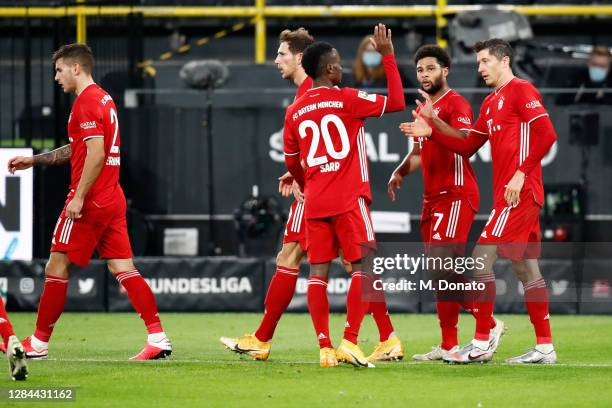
433, 107, 441, 115
498, 97, 504, 111
357, 90, 377, 102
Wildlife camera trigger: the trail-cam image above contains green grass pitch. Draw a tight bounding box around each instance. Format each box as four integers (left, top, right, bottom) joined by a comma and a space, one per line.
2, 313, 612, 407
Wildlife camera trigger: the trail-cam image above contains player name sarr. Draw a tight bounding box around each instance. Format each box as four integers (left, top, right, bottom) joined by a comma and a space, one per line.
373, 279, 486, 292
293, 101, 344, 119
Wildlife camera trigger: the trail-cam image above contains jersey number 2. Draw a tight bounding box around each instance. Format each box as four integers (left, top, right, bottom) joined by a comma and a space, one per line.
109, 108, 120, 154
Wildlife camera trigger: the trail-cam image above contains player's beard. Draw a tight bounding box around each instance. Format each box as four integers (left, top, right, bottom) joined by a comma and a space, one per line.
421, 75, 443, 95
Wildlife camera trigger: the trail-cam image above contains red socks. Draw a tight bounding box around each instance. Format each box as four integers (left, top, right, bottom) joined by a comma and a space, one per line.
437, 301, 461, 350
369, 298, 395, 342
0, 297, 15, 345
307, 276, 332, 349
116, 270, 163, 334
254, 266, 299, 342
473, 273, 496, 342
343, 272, 370, 344
524, 278, 552, 344
34, 275, 69, 342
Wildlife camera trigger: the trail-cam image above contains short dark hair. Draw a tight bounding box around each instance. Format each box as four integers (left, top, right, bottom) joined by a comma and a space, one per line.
414, 44, 451, 69
474, 38, 514, 65
302, 42, 334, 79
52, 43, 94, 73
279, 28, 315, 54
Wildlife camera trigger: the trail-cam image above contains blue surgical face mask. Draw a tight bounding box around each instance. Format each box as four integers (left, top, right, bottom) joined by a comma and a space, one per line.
362, 51, 382, 68
589, 66, 608, 83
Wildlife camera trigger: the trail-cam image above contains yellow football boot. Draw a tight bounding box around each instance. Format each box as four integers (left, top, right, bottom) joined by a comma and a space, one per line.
367, 335, 404, 362
220, 334, 271, 361
319, 347, 338, 367
336, 339, 374, 368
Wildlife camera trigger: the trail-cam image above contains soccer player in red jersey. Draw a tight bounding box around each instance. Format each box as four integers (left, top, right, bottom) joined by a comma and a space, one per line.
0, 299, 28, 380
389, 45, 504, 361
402, 39, 557, 364
5, 44, 171, 361
284, 24, 406, 367
221, 28, 402, 365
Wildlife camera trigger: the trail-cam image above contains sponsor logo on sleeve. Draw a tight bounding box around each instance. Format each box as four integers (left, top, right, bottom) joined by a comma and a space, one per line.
80, 121, 97, 130
457, 116, 472, 125
357, 90, 377, 102
101, 94, 113, 105
525, 100, 542, 109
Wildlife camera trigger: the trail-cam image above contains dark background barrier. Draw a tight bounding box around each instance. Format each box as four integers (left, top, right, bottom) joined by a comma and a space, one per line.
107, 257, 266, 312
1, 257, 609, 314
0, 260, 107, 312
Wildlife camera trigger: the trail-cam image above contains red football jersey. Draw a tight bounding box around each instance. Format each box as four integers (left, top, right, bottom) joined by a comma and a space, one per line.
418, 89, 479, 210
295, 76, 313, 101
284, 86, 387, 218
67, 83, 123, 207
471, 78, 549, 206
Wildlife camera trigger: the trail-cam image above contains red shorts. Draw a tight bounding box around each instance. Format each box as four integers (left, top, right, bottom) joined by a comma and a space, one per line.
306, 197, 376, 264
421, 195, 476, 254
50, 193, 133, 267
478, 192, 541, 260
283, 200, 308, 251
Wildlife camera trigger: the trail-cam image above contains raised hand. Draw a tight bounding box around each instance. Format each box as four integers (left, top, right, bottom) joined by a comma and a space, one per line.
415, 89, 436, 119
369, 23, 394, 56
399, 111, 432, 138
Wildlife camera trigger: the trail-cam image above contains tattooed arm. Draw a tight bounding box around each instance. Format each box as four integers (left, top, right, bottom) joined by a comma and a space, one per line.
7, 144, 72, 174
34, 144, 72, 166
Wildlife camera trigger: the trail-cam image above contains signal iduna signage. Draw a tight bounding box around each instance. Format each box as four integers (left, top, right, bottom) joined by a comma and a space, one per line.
0, 148, 33, 260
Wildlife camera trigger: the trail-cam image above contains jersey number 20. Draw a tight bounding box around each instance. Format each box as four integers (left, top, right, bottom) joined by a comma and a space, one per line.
298, 114, 350, 167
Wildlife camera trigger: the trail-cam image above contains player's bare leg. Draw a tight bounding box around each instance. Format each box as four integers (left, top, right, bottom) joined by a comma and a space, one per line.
506, 259, 556, 364
444, 244, 503, 364
220, 242, 306, 360
108, 258, 172, 360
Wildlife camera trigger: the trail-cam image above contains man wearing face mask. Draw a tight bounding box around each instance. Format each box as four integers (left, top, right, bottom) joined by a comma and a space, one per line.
574, 46, 612, 104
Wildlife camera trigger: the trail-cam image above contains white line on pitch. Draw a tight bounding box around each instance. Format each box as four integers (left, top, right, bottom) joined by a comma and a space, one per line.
44, 359, 612, 368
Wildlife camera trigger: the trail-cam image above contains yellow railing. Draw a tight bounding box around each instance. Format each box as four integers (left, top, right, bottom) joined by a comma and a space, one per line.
0, 2, 611, 63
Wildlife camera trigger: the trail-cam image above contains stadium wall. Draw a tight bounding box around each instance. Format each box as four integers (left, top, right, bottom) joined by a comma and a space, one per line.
1, 257, 610, 314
